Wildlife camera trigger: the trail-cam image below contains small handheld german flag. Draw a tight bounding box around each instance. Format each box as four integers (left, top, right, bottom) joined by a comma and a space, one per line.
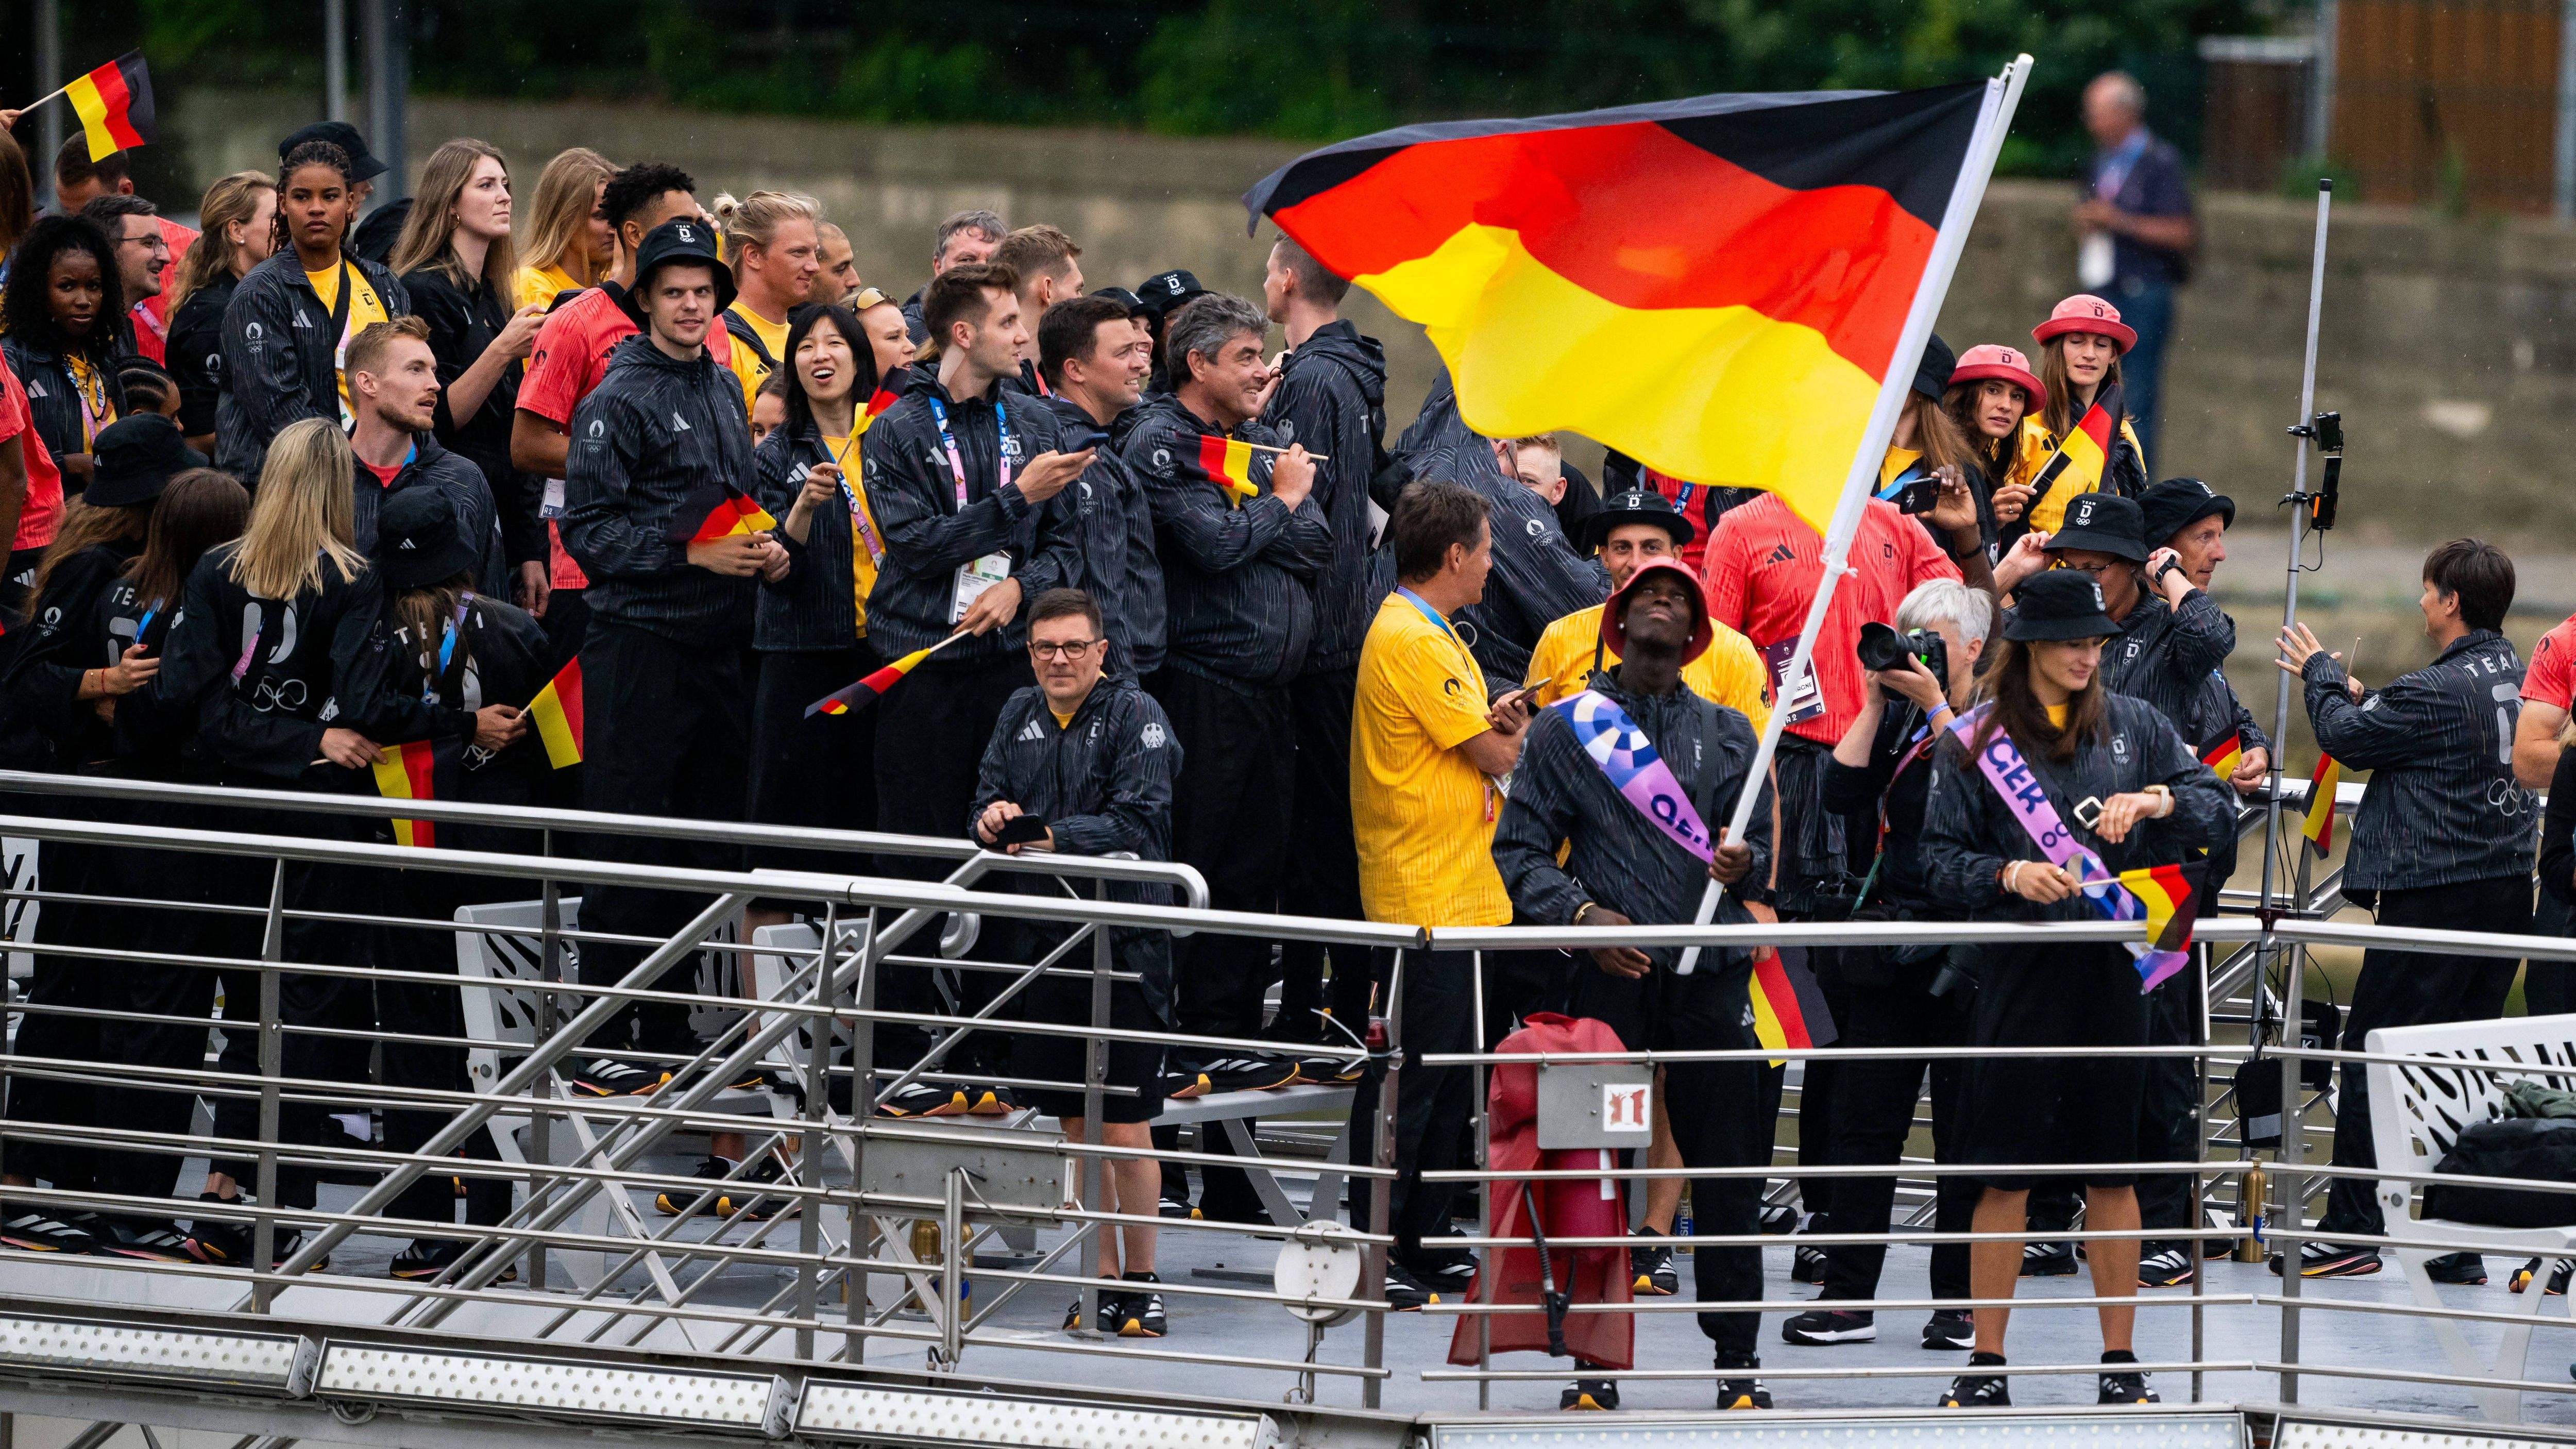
1748, 945, 1838, 1066
2199, 727, 2244, 781
64, 53, 156, 163
1187, 434, 1260, 507
2024, 382, 2122, 535
2301, 753, 2341, 855
670, 480, 778, 545
2117, 862, 2205, 954
370, 739, 446, 848
861, 367, 909, 429
806, 630, 971, 717
526, 658, 583, 769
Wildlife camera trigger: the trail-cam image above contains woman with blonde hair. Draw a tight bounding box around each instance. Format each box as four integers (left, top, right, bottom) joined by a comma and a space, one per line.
165, 173, 278, 451
393, 140, 547, 599
514, 146, 616, 311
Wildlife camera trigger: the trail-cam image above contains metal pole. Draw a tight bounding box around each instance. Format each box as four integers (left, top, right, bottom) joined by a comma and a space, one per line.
530, 830, 560, 1291
33, 0, 61, 212
2559, 0, 2576, 218
2308, 0, 2341, 163
795, 904, 837, 1362
362, 0, 408, 203
324, 0, 350, 124
1080, 888, 1110, 1335
847, 908, 879, 1361
1362, 950, 1404, 1412
250, 860, 288, 1309
1471, 950, 1490, 1411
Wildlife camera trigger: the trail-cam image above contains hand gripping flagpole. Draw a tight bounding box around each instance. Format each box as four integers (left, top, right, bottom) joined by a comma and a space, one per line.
1675, 54, 2032, 975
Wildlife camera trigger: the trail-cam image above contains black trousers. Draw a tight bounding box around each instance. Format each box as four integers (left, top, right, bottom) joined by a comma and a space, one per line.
2029, 967, 2204, 1238
578, 620, 751, 1055
1277, 666, 1374, 1042
377, 863, 523, 1230
1820, 969, 1975, 1304
1150, 668, 1296, 1045
2528, 891, 2574, 1017
10, 814, 120, 1191
871, 654, 1032, 1077
1659, 964, 1770, 1358
749, 644, 880, 891
1792, 964, 1854, 1231
2320, 875, 2530, 1239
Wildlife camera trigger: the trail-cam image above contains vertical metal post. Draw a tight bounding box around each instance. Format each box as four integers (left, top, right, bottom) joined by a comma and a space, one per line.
2307, 0, 2341, 164
530, 831, 558, 1291
939, 1166, 964, 1369
2558, 0, 2576, 218
324, 0, 350, 123
362, 0, 408, 200
2190, 943, 2210, 1403
1361, 950, 1404, 1412
32, 0, 61, 212
1470, 950, 1490, 1410
845, 908, 879, 1362
250, 859, 288, 1310
1079, 889, 1111, 1332
796, 905, 837, 1361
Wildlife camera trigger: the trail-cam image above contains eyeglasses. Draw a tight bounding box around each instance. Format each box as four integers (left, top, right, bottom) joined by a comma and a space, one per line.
850, 287, 894, 311
1029, 638, 1102, 661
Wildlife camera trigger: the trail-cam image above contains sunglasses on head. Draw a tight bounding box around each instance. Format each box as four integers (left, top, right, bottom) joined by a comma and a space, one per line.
849, 287, 895, 311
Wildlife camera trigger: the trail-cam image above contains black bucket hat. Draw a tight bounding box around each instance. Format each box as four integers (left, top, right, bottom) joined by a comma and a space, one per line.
2007, 568, 2122, 642
1911, 333, 1957, 402
627, 217, 738, 320
2044, 492, 2149, 563
1580, 488, 1696, 552
86, 414, 205, 509
2138, 477, 2235, 549
375, 487, 478, 592
278, 121, 388, 181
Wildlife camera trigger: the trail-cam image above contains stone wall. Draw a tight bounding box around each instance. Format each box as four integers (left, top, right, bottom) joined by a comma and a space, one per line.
170, 90, 2576, 548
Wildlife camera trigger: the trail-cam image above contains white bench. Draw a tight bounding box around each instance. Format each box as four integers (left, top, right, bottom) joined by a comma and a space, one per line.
2366, 1010, 2576, 1421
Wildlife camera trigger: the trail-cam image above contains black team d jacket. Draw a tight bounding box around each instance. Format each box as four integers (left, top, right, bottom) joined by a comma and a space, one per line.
1260, 319, 1386, 676
403, 264, 544, 572
1039, 393, 1163, 680
1120, 393, 1332, 694
2303, 628, 2537, 894
1, 336, 127, 482
1392, 427, 1608, 690
562, 334, 757, 650
353, 432, 509, 598
862, 369, 1080, 669
6, 540, 144, 769
749, 424, 865, 652
971, 680, 1183, 1022
215, 250, 411, 481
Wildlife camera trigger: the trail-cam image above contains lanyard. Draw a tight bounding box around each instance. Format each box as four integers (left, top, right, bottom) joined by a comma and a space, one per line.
2094, 129, 2149, 203
829, 435, 883, 566
66, 356, 110, 446
1395, 586, 1467, 653
925, 394, 1011, 509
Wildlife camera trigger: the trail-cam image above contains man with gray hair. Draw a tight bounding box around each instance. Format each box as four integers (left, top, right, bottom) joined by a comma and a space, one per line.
1781, 577, 1994, 1353
902, 207, 1008, 344
1118, 292, 1326, 1219
2075, 70, 2195, 458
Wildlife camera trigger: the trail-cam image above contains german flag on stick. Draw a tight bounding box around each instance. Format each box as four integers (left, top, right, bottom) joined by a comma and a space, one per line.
861, 367, 909, 429
806, 630, 973, 717
1748, 945, 1838, 1067
370, 740, 445, 849
2302, 753, 2342, 855
2117, 862, 2205, 954
2022, 383, 2122, 535
59, 53, 156, 162
2199, 727, 2244, 781
1246, 75, 2016, 531
526, 659, 583, 769
1188, 434, 1261, 508
670, 480, 778, 545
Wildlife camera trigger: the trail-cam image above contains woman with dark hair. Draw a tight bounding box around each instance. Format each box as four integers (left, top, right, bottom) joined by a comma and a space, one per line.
1919, 568, 2230, 1412
2, 214, 128, 495
392, 139, 549, 609
213, 141, 410, 483
0, 415, 203, 1257
2020, 294, 2150, 535
1944, 344, 2043, 540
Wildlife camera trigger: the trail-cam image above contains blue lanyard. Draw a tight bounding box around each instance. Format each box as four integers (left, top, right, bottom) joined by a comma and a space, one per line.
1874, 459, 1928, 502
2094, 129, 2149, 203
924, 394, 1011, 508
134, 603, 160, 638
1395, 587, 1467, 653
428, 592, 473, 698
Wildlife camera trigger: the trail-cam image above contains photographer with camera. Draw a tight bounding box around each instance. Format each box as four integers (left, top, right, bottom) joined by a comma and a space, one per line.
1780, 580, 1991, 1353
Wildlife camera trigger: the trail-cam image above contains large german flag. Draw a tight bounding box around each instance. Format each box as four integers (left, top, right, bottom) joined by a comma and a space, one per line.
1246, 84, 1991, 529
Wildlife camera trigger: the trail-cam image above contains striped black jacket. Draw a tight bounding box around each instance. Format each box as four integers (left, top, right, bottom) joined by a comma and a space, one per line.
562, 335, 756, 649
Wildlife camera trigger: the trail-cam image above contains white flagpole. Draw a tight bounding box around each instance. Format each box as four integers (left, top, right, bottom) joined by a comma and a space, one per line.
1675, 54, 2033, 975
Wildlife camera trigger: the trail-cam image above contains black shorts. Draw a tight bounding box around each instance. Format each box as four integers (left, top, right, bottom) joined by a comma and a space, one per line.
1958, 942, 2150, 1191
1013, 969, 1168, 1124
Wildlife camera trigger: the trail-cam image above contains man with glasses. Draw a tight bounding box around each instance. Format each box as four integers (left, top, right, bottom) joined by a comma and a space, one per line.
78, 196, 171, 363
972, 587, 1183, 1339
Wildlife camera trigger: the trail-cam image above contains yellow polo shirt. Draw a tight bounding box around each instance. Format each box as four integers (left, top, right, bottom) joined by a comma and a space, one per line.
1522, 604, 1772, 737
1351, 592, 1512, 929
725, 302, 791, 413
307, 262, 389, 425
515, 264, 584, 312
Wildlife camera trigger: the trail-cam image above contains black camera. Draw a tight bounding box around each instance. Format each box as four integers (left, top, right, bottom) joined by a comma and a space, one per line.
1856, 620, 1948, 689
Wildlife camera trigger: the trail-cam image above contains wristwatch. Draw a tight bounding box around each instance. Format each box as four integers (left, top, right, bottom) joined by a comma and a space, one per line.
2152, 557, 2183, 587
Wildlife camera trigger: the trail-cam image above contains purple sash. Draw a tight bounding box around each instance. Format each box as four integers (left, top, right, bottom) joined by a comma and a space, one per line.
1553, 689, 1715, 862
1947, 705, 2188, 991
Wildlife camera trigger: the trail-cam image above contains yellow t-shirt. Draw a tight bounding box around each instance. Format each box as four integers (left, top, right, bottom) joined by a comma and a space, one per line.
307, 262, 391, 426
1879, 445, 1921, 490
2020, 412, 2147, 535
1351, 592, 1512, 929
1050, 707, 1076, 730
515, 264, 583, 313
2045, 702, 2070, 728
64, 354, 117, 447
725, 302, 791, 414
1522, 603, 1772, 738
822, 433, 883, 634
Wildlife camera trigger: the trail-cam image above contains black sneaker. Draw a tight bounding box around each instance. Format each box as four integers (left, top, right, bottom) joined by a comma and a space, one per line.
877, 1082, 969, 1117
2098, 1354, 2159, 1404
1791, 1241, 1827, 1285
0, 1209, 97, 1254
2512, 1257, 2572, 1295
1561, 1378, 1619, 1411
1630, 1226, 1679, 1296
1942, 1355, 2012, 1408
2020, 1240, 2077, 1277
1158, 1193, 1201, 1221
1781, 1307, 1876, 1345
2137, 1245, 2194, 1287
569, 1057, 670, 1097
1381, 1260, 1438, 1310
90, 1217, 192, 1262
1161, 1066, 1213, 1100
960, 1084, 1018, 1117
388, 1238, 518, 1284
1757, 1204, 1798, 1235
1199, 1055, 1299, 1092
1064, 1288, 1125, 1333
1406, 1251, 1477, 1300
1115, 1271, 1167, 1337
1922, 1308, 1974, 1351
2269, 1241, 2381, 1277
1714, 1353, 1771, 1410
656, 1155, 784, 1221
183, 1197, 322, 1272
2426, 1251, 2487, 1285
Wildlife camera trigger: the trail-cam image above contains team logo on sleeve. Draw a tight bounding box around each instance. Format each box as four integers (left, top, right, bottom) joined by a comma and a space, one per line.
1141, 722, 1165, 749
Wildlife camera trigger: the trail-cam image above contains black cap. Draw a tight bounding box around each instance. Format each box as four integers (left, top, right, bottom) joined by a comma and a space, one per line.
86, 414, 205, 509
626, 217, 738, 320
278, 121, 387, 181
1579, 488, 1695, 552
375, 487, 478, 591
1089, 285, 1146, 315
1134, 269, 1204, 320
2138, 477, 2235, 549
1912, 333, 1957, 402
2044, 492, 2149, 563
2006, 568, 2122, 642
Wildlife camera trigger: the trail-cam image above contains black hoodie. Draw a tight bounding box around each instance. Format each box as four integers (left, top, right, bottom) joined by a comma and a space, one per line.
214, 250, 411, 481
1039, 393, 1163, 679
562, 333, 757, 648
1261, 319, 1386, 673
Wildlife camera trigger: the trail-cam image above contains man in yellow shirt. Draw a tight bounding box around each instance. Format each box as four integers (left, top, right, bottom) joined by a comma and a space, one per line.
1524, 489, 1770, 735
1351, 480, 1541, 1308
714, 191, 821, 412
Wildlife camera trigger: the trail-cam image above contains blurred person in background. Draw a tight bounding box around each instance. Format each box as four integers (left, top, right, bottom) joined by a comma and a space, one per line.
901, 208, 1007, 345
992, 224, 1085, 389
0, 128, 33, 284
514, 146, 617, 311
77, 196, 167, 362
809, 222, 859, 306
2074, 71, 2195, 461
164, 173, 276, 453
